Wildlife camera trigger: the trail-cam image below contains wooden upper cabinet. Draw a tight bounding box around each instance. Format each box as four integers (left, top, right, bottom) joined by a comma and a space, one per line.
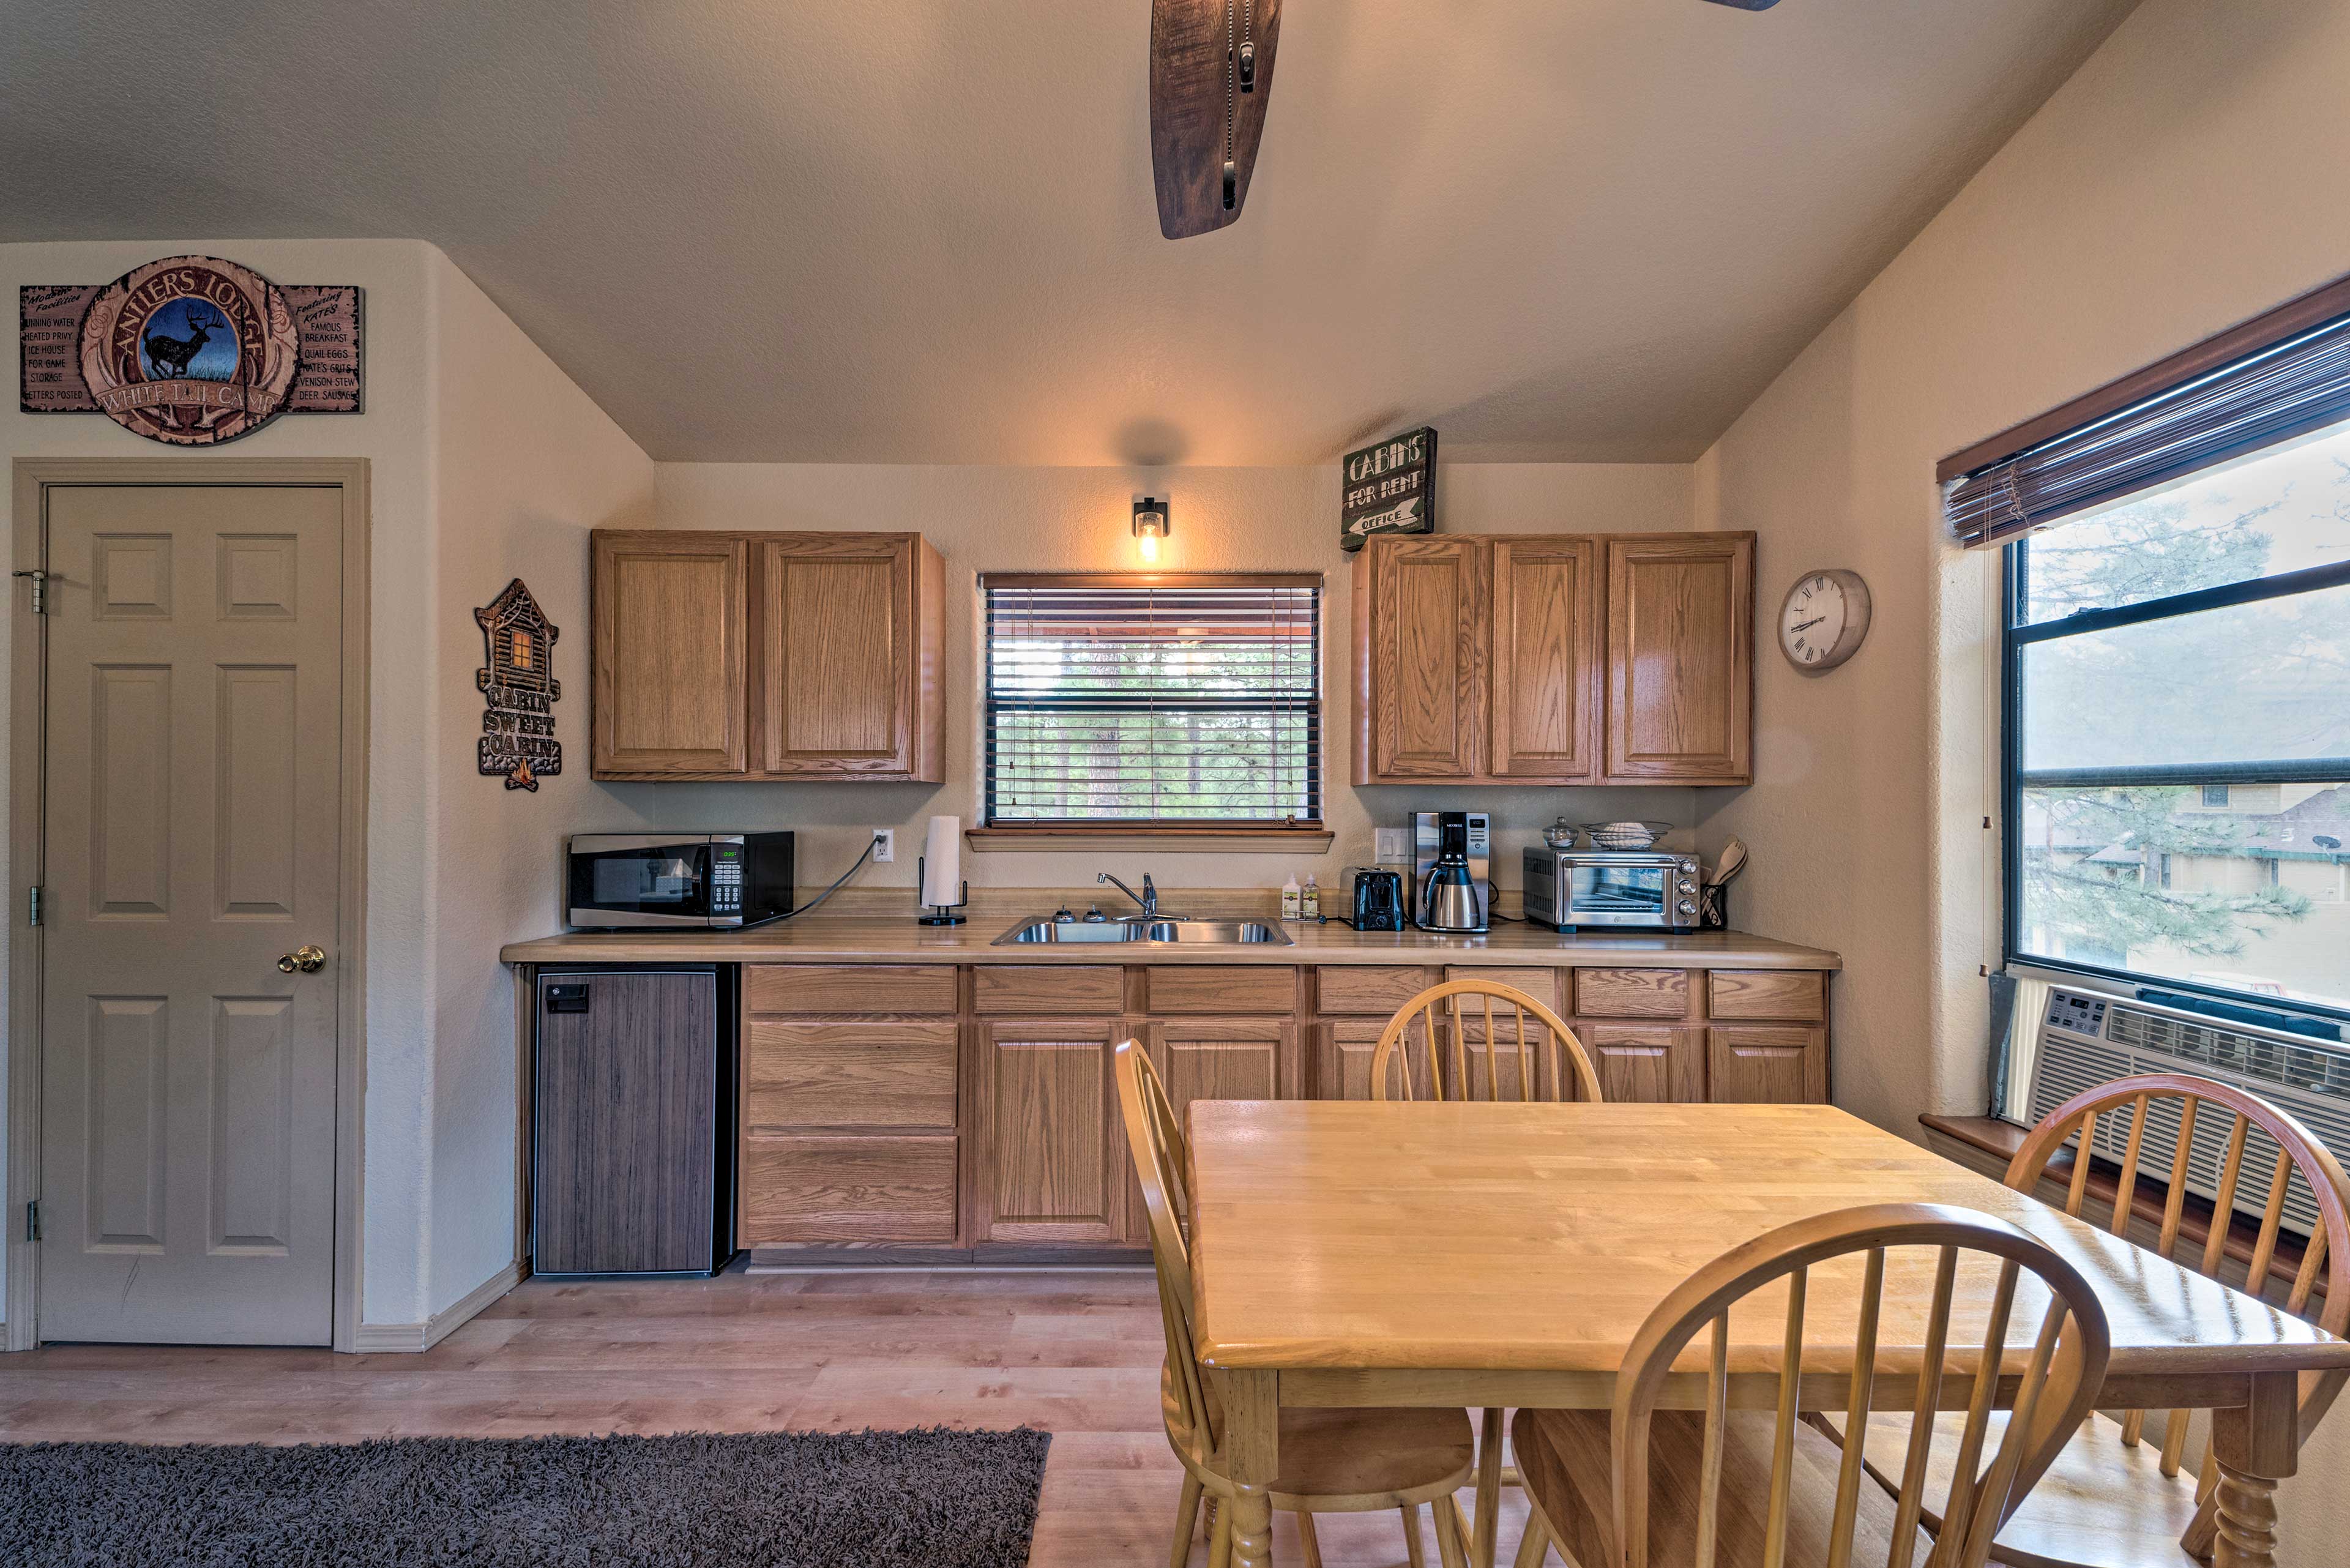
1356, 536, 1485, 780
591, 532, 748, 775
591, 529, 944, 782
1352, 531, 1749, 786
1603, 534, 1753, 785
1490, 537, 1600, 782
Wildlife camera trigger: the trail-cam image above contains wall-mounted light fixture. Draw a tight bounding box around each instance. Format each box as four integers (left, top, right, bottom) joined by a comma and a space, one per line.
1133, 496, 1170, 562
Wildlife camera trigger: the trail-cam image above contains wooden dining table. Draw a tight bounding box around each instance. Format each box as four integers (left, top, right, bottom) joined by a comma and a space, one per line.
1183, 1100, 2350, 1568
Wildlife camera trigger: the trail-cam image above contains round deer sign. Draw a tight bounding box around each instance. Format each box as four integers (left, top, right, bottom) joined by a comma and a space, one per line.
77, 255, 300, 446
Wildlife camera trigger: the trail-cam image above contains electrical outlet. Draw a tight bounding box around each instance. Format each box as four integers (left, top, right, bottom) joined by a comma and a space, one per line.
872, 829, 894, 863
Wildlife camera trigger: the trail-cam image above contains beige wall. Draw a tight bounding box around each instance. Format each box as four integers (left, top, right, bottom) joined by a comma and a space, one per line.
626, 460, 1706, 900
425, 251, 654, 1321
1692, 0, 2350, 1542
0, 239, 652, 1333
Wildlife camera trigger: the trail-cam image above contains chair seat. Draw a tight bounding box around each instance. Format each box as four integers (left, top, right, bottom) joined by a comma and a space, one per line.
1163, 1365, 1475, 1510
1826, 1410, 2205, 1568
1514, 1405, 1933, 1568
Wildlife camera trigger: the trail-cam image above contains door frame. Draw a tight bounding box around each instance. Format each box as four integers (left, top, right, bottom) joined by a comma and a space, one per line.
5, 457, 371, 1353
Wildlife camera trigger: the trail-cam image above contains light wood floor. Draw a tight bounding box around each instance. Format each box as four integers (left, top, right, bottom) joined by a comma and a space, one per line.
0, 1265, 1540, 1567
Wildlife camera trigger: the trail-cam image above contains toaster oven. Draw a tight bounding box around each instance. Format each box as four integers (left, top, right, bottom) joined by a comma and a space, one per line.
1522, 846, 1702, 933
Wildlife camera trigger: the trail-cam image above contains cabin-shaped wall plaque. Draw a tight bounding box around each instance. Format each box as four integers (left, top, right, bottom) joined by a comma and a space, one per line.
475, 579, 562, 791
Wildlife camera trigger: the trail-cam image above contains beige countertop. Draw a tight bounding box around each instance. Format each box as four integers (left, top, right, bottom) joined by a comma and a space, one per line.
498, 914, 1840, 970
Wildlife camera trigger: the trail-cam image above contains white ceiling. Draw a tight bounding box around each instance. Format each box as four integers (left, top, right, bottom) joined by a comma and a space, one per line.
2, 1, 2137, 465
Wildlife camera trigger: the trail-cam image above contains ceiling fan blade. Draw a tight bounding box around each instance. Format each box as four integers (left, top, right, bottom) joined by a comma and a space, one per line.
1701, 0, 1783, 9
1150, 0, 1283, 239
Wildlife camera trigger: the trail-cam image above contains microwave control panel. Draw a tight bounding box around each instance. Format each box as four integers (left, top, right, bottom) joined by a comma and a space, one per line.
711, 842, 743, 915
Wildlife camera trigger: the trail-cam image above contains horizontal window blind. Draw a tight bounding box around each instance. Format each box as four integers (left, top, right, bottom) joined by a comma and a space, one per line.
983, 575, 1321, 826
1946, 308, 2350, 549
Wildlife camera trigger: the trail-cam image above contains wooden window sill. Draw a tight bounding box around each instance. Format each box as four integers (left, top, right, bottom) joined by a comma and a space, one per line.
964, 826, 1335, 854
1920, 1113, 2326, 1307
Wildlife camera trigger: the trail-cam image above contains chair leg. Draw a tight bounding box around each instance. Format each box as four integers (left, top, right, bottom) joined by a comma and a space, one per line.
1473, 1407, 1505, 1568
1209, 1492, 1234, 1568
1169, 1474, 1205, 1568
1435, 1491, 1472, 1568
1511, 1513, 1551, 1568
1401, 1503, 1429, 1568
1297, 1510, 1325, 1568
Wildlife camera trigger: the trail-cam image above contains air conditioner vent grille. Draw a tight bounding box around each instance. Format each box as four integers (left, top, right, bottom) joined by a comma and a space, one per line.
2028, 988, 2350, 1240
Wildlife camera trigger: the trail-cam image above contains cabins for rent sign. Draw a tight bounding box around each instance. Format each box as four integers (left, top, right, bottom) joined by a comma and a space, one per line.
1340, 427, 1437, 551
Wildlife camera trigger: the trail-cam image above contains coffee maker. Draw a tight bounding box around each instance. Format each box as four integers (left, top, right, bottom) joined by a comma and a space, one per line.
1411, 811, 1490, 933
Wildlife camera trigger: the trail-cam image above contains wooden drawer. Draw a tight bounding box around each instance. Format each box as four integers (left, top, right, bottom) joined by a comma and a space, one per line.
1445, 966, 1562, 1013
1315, 965, 1437, 1016
972, 964, 1124, 1015
1707, 969, 1827, 1023
1572, 967, 1693, 1019
1143, 966, 1297, 1015
743, 1019, 958, 1132
740, 1133, 958, 1244
747, 964, 957, 1015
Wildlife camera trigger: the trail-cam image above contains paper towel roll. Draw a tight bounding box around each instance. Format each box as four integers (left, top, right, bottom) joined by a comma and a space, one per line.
921, 815, 961, 906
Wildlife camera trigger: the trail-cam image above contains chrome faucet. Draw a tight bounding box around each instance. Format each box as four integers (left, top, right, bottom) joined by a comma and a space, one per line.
1098, 870, 1157, 916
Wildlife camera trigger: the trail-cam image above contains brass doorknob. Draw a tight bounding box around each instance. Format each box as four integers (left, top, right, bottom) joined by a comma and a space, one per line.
277, 944, 327, 974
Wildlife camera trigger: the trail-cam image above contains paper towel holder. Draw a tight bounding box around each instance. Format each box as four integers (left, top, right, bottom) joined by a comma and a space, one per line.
916, 855, 969, 925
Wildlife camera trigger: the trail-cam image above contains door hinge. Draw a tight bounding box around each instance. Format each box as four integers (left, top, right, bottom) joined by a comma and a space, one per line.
25, 1200, 38, 1242
26, 886, 40, 927
11, 569, 47, 615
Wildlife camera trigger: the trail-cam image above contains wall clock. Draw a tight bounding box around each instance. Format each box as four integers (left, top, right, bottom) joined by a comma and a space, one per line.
1777, 569, 1871, 671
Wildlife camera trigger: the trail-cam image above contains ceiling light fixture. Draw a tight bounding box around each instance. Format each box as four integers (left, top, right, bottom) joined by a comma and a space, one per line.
1133, 497, 1171, 562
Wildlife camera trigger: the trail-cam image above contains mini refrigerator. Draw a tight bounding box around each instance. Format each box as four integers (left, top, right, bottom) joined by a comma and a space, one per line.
532, 965, 736, 1276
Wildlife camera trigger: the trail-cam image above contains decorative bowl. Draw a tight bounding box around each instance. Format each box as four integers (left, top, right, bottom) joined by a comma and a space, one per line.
1580, 820, 1674, 852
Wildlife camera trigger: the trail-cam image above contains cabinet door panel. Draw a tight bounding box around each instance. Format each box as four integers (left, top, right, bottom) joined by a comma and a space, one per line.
1581, 1023, 1705, 1104
763, 536, 914, 775
591, 532, 748, 775
1605, 534, 1753, 783
1491, 538, 1600, 781
1363, 538, 1485, 779
1315, 1020, 1434, 1102
974, 1020, 1125, 1245
1707, 1025, 1828, 1104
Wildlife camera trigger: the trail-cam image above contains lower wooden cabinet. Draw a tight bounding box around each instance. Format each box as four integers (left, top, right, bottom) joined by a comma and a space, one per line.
1581, 1023, 1706, 1103
726, 960, 1833, 1258
969, 1018, 1128, 1247
1706, 1025, 1830, 1104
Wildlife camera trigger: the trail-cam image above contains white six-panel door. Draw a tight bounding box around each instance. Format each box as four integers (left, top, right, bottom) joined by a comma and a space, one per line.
38, 484, 344, 1344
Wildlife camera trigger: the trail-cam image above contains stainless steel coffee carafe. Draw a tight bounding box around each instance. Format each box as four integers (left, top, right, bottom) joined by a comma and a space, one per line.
1417, 812, 1488, 933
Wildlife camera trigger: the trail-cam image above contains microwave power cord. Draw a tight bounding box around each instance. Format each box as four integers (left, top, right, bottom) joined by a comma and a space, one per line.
770, 832, 886, 923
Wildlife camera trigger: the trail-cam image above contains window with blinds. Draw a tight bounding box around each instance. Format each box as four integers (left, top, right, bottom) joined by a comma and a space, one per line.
983, 574, 1322, 827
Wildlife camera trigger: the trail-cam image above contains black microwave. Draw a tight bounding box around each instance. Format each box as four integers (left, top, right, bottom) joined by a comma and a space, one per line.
565, 833, 795, 930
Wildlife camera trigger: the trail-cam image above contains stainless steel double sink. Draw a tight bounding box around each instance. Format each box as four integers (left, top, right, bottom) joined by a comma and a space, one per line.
992, 916, 1293, 947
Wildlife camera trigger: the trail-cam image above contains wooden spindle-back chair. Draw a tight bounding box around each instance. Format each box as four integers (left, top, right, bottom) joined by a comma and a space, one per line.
1114, 1039, 1481, 1568
1373, 980, 1605, 1566
1371, 979, 1604, 1105
1837, 1072, 2350, 1567
1511, 1203, 2113, 1568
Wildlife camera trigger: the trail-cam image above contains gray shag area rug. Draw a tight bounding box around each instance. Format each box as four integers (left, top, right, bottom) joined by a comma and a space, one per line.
0, 1427, 1051, 1567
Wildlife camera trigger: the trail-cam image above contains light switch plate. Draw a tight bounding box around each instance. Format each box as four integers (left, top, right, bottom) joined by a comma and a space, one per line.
1375, 827, 1409, 862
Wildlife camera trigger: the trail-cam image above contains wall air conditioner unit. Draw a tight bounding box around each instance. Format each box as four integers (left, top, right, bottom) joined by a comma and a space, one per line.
2025, 986, 2350, 1241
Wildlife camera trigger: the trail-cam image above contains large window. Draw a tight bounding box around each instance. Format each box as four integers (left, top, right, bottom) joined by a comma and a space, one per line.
2004, 425, 2350, 1018
982, 574, 1321, 828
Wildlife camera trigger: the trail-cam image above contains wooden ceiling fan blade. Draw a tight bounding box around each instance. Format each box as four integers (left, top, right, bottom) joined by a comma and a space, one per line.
1150, 0, 1283, 240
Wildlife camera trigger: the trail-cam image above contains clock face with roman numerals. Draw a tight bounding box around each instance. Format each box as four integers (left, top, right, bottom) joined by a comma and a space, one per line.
1778, 569, 1872, 672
